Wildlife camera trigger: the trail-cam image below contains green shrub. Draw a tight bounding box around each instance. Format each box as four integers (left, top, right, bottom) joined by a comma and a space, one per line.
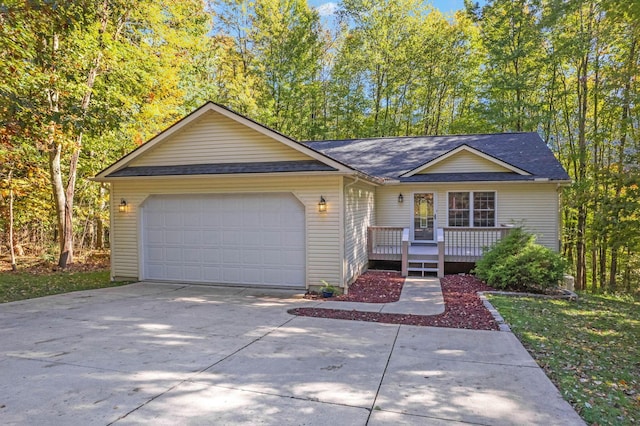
474, 228, 567, 292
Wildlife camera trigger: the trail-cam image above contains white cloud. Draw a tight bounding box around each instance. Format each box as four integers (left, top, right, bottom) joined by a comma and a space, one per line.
316, 2, 338, 17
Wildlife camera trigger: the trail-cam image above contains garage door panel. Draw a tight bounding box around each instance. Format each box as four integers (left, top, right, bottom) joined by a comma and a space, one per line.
184, 215, 201, 227
146, 263, 165, 279
280, 269, 303, 285
183, 248, 201, 262
201, 248, 221, 262
202, 231, 221, 245
263, 214, 281, 228
282, 231, 302, 245
243, 248, 263, 261
222, 211, 242, 226
202, 267, 221, 281
202, 213, 220, 227
143, 193, 305, 287
165, 265, 183, 280
222, 230, 241, 245
165, 230, 183, 244
242, 267, 263, 283
165, 247, 183, 261
183, 266, 202, 281
285, 213, 305, 227
282, 250, 305, 266
146, 212, 164, 227
146, 229, 164, 244
263, 250, 280, 264
183, 230, 202, 245
146, 247, 164, 262
165, 212, 183, 227
261, 231, 281, 246
222, 268, 241, 282
222, 248, 241, 263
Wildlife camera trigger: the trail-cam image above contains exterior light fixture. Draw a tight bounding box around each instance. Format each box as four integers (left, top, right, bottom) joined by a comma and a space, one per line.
318, 196, 327, 213
118, 199, 128, 213
398, 193, 404, 203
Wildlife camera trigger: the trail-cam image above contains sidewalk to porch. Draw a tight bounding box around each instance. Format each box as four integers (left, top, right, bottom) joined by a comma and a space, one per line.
312, 276, 445, 316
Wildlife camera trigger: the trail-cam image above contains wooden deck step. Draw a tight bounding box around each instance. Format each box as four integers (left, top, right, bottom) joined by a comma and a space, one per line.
407, 267, 439, 272
407, 258, 439, 277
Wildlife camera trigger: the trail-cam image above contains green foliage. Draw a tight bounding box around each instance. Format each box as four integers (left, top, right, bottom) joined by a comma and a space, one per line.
320, 280, 337, 294
1, 0, 640, 294
488, 293, 640, 425
0, 270, 128, 303
475, 228, 568, 292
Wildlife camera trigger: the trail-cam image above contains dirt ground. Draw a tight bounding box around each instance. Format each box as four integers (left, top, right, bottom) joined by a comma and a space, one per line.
0, 251, 110, 274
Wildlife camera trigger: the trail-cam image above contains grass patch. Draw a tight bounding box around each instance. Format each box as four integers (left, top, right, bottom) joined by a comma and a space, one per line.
488, 293, 640, 426
0, 270, 130, 303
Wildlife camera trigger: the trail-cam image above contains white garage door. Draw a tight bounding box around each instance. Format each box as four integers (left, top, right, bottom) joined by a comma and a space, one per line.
142, 193, 305, 287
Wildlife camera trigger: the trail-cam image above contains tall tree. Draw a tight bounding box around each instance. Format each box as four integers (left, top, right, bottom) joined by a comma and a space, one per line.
0, 0, 210, 267
474, 0, 545, 132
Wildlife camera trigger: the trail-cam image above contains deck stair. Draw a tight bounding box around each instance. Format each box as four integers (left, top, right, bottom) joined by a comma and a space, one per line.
407, 245, 439, 277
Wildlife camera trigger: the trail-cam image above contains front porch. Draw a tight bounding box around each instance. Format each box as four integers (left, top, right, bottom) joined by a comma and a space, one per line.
367, 226, 512, 277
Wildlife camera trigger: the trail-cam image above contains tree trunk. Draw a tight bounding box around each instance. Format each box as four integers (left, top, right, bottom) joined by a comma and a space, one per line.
51, 0, 110, 268
96, 184, 107, 249
49, 139, 67, 266
609, 247, 618, 293
59, 143, 81, 267
8, 170, 17, 271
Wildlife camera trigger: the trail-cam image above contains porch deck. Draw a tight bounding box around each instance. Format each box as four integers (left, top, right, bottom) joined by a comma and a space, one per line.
371, 244, 484, 259
368, 226, 511, 277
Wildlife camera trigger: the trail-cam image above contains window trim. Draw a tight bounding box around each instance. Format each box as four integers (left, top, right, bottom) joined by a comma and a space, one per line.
446, 191, 497, 228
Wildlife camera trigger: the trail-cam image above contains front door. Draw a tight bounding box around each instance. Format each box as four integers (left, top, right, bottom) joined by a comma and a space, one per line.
413, 193, 435, 242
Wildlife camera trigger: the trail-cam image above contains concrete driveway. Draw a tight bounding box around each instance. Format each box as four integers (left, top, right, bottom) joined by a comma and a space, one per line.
0, 282, 583, 425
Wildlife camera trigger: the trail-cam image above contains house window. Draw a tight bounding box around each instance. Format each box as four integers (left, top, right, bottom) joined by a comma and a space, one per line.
448, 191, 496, 227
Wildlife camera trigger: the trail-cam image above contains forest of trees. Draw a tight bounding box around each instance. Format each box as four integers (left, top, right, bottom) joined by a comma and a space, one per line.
1, 0, 639, 294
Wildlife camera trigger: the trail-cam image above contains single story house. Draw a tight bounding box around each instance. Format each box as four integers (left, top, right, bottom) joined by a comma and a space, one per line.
94, 102, 571, 292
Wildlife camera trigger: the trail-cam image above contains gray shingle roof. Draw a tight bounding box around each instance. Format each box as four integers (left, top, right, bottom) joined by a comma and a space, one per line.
304, 132, 570, 182
107, 160, 336, 177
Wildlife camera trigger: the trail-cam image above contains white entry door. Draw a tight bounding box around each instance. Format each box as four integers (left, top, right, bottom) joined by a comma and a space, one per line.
142, 193, 305, 287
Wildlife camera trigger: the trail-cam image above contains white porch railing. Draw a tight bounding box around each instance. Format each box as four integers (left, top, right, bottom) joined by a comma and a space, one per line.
401, 228, 409, 276
367, 226, 404, 261
367, 226, 513, 276
443, 227, 512, 262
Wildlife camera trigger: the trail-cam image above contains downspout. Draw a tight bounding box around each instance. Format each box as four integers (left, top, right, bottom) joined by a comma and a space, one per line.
342, 176, 360, 294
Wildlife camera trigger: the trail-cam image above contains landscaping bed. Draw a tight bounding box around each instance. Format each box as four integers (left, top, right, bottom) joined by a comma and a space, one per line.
291, 272, 498, 330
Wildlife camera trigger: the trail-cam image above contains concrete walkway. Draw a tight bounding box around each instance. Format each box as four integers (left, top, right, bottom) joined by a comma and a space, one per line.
317, 277, 445, 315
0, 281, 584, 425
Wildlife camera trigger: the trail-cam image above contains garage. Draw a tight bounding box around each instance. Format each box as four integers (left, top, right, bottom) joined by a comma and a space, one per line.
141, 193, 306, 287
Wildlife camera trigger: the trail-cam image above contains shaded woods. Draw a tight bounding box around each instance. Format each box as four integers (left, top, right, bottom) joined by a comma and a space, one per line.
1, 0, 639, 293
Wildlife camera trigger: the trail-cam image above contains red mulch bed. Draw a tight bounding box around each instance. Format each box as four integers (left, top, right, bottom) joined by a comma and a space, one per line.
304, 270, 404, 302
289, 273, 498, 330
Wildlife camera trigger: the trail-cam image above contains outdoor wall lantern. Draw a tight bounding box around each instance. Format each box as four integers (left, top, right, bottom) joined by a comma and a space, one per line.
398, 193, 404, 203
318, 196, 327, 213
118, 199, 128, 213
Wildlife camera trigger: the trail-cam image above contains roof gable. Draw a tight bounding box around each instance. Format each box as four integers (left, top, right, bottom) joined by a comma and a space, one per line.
128, 110, 311, 167
306, 132, 570, 182
401, 145, 531, 177
95, 102, 353, 179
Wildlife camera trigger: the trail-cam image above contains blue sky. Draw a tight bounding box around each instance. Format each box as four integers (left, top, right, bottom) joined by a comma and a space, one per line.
308, 1, 484, 16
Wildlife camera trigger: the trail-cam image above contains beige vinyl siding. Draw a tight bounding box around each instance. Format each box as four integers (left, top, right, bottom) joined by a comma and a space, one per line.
343, 178, 376, 286
110, 175, 343, 287
130, 110, 311, 167
375, 183, 561, 250
418, 150, 511, 174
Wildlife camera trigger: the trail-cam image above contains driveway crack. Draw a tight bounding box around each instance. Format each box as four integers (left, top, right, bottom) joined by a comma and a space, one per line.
366, 324, 400, 424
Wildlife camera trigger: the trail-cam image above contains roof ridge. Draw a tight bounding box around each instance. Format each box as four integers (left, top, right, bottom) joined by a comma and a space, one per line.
303, 131, 537, 144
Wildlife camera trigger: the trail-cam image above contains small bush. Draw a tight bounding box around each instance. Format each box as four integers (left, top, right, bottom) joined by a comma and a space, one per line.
474, 228, 567, 292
